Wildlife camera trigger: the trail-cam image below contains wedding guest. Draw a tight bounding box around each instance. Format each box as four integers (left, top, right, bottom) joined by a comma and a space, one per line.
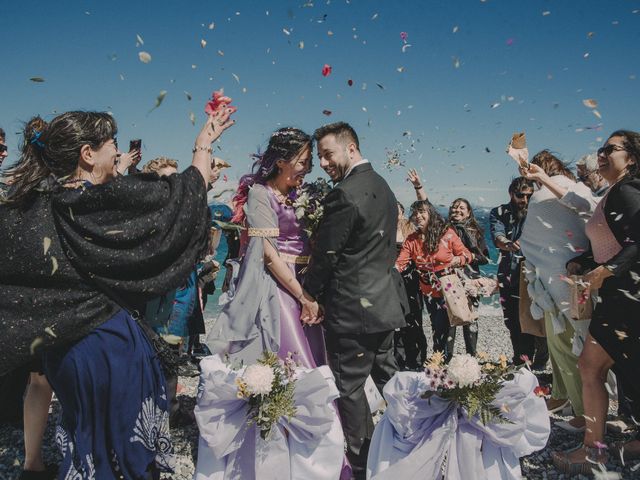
392, 170, 428, 371
576, 153, 608, 196
142, 156, 179, 176
0, 107, 234, 478
0, 126, 7, 167
0, 118, 60, 480
519, 150, 598, 433
447, 197, 489, 356
396, 200, 473, 362
490, 177, 549, 369
304, 122, 408, 480
115, 143, 141, 176
553, 130, 640, 473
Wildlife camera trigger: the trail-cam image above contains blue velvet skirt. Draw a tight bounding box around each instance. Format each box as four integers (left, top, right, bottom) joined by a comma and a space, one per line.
44, 310, 174, 479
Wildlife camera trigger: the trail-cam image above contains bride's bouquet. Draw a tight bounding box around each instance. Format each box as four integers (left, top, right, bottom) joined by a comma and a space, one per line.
235, 351, 298, 439
292, 178, 331, 237
421, 351, 519, 425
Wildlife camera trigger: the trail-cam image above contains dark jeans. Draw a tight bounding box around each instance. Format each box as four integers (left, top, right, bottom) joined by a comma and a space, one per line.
425, 297, 455, 360
500, 285, 549, 367
325, 330, 398, 475
449, 322, 478, 357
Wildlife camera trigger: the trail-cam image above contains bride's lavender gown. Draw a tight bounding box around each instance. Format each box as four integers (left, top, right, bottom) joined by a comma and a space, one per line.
266, 187, 327, 368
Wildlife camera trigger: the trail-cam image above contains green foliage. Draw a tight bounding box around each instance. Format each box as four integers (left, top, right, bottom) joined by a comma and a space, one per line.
244, 351, 298, 440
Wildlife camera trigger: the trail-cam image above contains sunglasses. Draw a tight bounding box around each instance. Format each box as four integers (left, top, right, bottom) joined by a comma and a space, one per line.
0, 144, 7, 154
597, 144, 625, 157
514, 192, 533, 200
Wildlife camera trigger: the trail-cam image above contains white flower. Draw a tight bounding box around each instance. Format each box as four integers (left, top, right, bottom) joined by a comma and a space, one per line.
242, 364, 275, 395
447, 354, 482, 387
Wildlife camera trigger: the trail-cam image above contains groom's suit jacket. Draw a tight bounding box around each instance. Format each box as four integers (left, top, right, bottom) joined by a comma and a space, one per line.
305, 163, 408, 335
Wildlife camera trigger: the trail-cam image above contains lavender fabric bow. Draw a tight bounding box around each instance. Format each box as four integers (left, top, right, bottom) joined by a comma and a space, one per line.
194, 355, 345, 480
367, 369, 550, 480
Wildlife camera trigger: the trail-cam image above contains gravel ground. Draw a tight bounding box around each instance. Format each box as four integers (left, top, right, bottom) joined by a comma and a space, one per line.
1, 301, 638, 479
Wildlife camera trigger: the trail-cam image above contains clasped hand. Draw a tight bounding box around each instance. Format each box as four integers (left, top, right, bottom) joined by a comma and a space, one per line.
300, 295, 323, 325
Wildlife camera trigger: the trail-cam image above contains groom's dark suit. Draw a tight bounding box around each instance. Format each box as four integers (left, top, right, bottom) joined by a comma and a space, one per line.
305, 162, 408, 475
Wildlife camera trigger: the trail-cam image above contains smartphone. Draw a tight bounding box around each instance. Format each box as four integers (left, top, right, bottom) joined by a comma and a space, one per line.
129, 139, 142, 152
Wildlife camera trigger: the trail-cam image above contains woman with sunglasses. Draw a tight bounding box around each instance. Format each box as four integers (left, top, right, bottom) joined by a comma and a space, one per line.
518, 150, 599, 435
0, 106, 234, 479
552, 130, 640, 474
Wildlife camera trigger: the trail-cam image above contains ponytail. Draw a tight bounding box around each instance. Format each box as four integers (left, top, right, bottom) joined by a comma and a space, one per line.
2, 116, 52, 205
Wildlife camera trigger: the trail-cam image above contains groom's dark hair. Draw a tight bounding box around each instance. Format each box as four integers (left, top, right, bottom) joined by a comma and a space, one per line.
314, 122, 359, 150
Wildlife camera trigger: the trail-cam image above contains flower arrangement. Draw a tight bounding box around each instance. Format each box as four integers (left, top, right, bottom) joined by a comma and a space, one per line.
292, 178, 331, 237
235, 351, 297, 439
421, 351, 519, 425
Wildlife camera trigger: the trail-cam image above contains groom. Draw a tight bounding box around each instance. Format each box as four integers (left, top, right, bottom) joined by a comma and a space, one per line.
303, 122, 407, 478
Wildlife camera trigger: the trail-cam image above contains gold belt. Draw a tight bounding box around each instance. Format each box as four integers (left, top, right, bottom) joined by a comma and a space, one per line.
280, 253, 310, 265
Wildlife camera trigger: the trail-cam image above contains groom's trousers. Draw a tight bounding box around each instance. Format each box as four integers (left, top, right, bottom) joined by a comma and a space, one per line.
325, 329, 398, 476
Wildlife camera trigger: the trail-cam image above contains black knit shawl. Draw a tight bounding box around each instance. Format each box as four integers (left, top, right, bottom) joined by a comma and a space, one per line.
0, 167, 209, 375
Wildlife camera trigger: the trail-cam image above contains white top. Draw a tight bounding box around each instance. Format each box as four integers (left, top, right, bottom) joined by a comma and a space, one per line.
519, 175, 599, 338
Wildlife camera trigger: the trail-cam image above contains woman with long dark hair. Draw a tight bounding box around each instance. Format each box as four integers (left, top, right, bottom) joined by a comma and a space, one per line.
447, 197, 490, 356
552, 130, 640, 473
396, 200, 473, 361
0, 106, 234, 479
205, 127, 326, 367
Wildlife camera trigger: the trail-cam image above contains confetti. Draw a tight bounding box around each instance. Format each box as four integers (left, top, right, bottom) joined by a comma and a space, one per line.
360, 298, 373, 308
43, 237, 51, 255
138, 51, 152, 63
298, 41, 304, 49
452, 57, 461, 69
347, 79, 353, 86
189, 112, 196, 125
401, 44, 412, 53
400, 31, 408, 42
582, 98, 598, 108
51, 257, 58, 275
452, 25, 459, 33
149, 90, 167, 113
136, 34, 144, 46
542, 11, 551, 16
44, 326, 57, 338
30, 337, 44, 355
322, 109, 332, 116
184, 91, 192, 101
200, 39, 207, 48
321, 64, 332, 77
30, 77, 45, 83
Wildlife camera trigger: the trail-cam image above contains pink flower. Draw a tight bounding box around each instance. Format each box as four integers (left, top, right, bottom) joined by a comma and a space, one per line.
321, 64, 332, 77
204, 89, 236, 115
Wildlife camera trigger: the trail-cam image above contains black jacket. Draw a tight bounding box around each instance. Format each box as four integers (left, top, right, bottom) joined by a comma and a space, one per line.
0, 167, 209, 375
570, 176, 640, 294
305, 163, 408, 334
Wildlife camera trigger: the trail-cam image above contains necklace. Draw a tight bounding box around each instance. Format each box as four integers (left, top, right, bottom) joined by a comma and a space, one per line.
268, 182, 295, 206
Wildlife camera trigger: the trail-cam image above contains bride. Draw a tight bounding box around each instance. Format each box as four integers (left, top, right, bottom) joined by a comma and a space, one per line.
204, 127, 325, 367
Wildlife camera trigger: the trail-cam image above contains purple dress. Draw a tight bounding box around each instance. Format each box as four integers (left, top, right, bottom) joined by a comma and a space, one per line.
266, 186, 327, 368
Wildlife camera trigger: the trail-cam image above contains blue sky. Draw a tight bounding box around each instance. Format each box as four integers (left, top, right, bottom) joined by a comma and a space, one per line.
1, 0, 638, 206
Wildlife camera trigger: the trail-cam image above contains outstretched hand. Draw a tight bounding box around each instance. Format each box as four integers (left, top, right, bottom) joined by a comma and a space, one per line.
407, 168, 422, 188
196, 102, 235, 147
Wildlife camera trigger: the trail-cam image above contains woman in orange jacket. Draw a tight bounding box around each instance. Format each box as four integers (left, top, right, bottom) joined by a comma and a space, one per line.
396, 200, 473, 361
